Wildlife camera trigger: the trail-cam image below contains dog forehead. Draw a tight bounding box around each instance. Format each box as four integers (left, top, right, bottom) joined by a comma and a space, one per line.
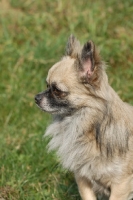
46, 57, 75, 84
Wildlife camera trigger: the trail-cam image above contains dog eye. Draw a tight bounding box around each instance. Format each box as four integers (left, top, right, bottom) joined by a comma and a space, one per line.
51, 85, 68, 98
52, 86, 61, 96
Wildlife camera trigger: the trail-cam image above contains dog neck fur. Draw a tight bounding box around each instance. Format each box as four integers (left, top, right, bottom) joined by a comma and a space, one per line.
45, 87, 130, 170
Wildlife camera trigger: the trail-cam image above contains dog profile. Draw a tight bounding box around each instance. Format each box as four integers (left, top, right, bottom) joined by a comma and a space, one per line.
35, 35, 133, 200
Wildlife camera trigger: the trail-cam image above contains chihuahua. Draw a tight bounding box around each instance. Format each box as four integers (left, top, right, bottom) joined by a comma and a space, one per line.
35, 35, 133, 200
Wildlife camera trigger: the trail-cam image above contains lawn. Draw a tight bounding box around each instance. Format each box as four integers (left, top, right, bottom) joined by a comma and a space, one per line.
0, 0, 133, 199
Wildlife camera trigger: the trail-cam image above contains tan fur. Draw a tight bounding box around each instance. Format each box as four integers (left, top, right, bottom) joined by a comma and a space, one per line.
35, 35, 133, 200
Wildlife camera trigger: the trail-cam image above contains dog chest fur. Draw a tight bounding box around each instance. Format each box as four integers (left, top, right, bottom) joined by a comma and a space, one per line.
45, 107, 127, 195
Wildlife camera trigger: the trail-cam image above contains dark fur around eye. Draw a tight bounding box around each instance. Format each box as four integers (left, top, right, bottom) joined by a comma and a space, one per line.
51, 84, 68, 98
48, 93, 75, 114
52, 85, 61, 96
45, 88, 69, 108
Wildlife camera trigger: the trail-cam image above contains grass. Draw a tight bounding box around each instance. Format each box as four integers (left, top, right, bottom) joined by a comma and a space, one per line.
0, 0, 133, 199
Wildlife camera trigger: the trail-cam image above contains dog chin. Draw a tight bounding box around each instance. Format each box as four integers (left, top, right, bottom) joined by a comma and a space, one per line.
42, 106, 72, 116
45, 109, 67, 115
38, 105, 59, 114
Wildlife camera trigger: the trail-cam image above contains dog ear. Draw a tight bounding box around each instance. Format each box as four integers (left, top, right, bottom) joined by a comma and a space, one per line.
80, 41, 95, 78
79, 40, 102, 87
65, 35, 81, 58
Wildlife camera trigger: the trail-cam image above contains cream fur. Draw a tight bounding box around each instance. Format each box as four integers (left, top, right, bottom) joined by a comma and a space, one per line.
36, 36, 133, 200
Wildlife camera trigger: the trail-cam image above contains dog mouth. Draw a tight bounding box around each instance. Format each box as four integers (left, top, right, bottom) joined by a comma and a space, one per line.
36, 105, 59, 114
35, 97, 59, 114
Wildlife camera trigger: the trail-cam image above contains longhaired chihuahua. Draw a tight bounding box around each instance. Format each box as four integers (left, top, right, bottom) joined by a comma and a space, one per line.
35, 35, 133, 200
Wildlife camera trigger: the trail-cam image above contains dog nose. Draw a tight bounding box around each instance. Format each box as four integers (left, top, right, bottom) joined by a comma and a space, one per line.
35, 94, 42, 103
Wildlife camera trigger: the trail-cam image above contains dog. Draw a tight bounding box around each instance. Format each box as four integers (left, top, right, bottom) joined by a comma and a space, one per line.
35, 35, 133, 200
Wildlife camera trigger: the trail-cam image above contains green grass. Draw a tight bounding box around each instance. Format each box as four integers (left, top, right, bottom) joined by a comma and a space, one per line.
0, 0, 133, 199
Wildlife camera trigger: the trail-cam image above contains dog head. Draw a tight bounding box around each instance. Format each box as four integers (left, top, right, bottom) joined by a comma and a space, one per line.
35, 35, 108, 115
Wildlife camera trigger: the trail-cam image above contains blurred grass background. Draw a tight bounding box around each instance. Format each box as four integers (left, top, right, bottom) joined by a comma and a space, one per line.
0, 0, 133, 199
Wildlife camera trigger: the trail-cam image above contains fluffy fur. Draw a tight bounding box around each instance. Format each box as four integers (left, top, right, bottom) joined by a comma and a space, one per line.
35, 35, 133, 200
